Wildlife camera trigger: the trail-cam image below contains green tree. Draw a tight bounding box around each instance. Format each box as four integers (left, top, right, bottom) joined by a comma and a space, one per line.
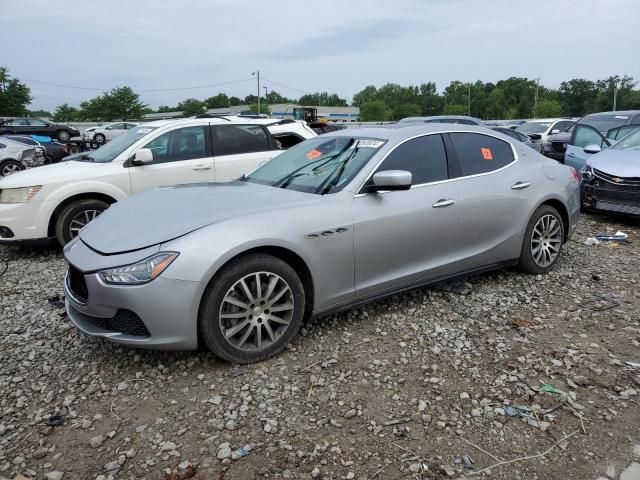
102, 86, 147, 120
443, 103, 467, 115
535, 99, 563, 118
359, 101, 391, 121
0, 67, 32, 116
157, 105, 177, 113
558, 79, 599, 117
204, 93, 230, 109
229, 96, 242, 106
79, 96, 109, 121
298, 92, 347, 106
394, 103, 421, 120
177, 98, 206, 116
248, 103, 271, 115
27, 109, 53, 118
265, 90, 290, 104
52, 103, 79, 122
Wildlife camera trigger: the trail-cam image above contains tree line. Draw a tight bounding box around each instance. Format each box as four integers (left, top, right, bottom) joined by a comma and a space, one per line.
1, 66, 639, 122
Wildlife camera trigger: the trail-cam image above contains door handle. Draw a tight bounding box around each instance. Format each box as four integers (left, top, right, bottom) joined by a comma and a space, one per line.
432, 199, 455, 208
511, 181, 531, 190
566, 153, 576, 157
192, 165, 211, 170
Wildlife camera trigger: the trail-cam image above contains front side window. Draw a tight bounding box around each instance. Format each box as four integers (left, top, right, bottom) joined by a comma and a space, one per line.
244, 136, 384, 194
375, 134, 448, 185
108, 123, 124, 130
214, 124, 269, 156
143, 126, 206, 163
449, 133, 514, 176
6, 118, 29, 126
28, 118, 48, 126
81, 126, 158, 163
572, 124, 606, 148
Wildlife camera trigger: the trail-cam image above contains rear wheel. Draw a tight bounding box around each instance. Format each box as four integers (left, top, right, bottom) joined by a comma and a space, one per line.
93, 133, 106, 143
0, 160, 24, 176
519, 205, 564, 274
199, 253, 305, 364
55, 198, 109, 246
56, 130, 71, 141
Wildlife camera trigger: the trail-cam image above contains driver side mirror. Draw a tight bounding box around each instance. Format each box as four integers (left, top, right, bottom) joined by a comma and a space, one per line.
583, 144, 602, 154
367, 170, 412, 192
132, 148, 154, 166
550, 129, 560, 135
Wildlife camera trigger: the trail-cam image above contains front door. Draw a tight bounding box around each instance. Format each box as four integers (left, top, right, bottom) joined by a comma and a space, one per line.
565, 124, 609, 171
352, 133, 459, 298
129, 125, 214, 194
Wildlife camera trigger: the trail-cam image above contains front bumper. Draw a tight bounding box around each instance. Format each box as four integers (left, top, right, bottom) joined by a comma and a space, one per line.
63, 246, 201, 350
0, 201, 50, 242
581, 175, 640, 216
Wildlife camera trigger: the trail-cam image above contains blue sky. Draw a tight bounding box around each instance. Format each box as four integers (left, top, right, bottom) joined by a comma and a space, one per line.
2, 0, 637, 110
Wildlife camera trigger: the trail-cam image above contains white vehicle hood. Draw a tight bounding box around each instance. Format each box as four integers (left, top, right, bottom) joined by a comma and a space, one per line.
0, 160, 116, 188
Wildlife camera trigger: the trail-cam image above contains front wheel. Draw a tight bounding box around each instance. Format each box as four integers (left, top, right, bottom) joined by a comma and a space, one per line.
56, 130, 71, 141
55, 198, 109, 246
0, 160, 25, 177
519, 205, 564, 274
93, 133, 106, 143
199, 253, 305, 364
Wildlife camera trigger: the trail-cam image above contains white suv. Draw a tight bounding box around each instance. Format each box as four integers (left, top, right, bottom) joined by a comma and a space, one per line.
0, 116, 317, 246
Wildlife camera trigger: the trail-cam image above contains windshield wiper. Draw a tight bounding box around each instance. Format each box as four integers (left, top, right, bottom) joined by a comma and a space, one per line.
316, 142, 360, 195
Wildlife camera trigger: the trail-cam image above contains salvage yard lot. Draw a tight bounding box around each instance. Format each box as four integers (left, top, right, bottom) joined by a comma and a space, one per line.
1, 214, 639, 480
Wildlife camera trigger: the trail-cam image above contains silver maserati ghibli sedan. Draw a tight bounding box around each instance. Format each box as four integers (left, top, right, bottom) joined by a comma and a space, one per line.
63, 124, 581, 363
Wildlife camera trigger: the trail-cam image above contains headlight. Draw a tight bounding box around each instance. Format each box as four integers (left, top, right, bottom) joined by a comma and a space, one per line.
0, 186, 42, 204
98, 252, 179, 285
582, 166, 594, 182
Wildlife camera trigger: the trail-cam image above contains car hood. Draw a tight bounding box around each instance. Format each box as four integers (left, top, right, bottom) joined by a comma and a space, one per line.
0, 160, 114, 188
79, 181, 322, 254
587, 148, 640, 178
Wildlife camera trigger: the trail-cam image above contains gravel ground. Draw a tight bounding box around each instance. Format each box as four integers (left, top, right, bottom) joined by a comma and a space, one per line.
1, 213, 639, 480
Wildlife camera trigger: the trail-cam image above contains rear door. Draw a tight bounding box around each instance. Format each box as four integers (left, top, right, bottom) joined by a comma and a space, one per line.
448, 132, 533, 270
352, 134, 459, 298
212, 124, 278, 181
129, 125, 214, 194
565, 124, 609, 170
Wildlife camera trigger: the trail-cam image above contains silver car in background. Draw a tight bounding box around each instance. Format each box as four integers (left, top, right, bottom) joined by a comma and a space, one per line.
64, 124, 581, 363
0, 137, 45, 176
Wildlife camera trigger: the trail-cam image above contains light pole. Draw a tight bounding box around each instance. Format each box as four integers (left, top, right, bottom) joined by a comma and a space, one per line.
613, 81, 618, 111
533, 78, 540, 119
467, 83, 471, 116
252, 71, 260, 114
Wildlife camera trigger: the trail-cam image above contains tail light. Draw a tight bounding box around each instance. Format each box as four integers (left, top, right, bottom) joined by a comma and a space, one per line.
569, 167, 580, 182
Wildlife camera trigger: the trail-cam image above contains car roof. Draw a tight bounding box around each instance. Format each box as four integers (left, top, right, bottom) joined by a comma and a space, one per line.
399, 115, 482, 123
324, 123, 499, 142
137, 115, 283, 129
582, 110, 640, 117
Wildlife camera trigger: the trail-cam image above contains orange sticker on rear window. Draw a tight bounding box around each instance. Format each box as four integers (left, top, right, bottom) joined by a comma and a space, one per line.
306, 149, 322, 160
481, 148, 493, 160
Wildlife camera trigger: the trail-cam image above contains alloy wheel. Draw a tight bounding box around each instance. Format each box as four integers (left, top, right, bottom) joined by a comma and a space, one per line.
58, 130, 70, 141
530, 214, 562, 267
1, 163, 21, 176
219, 271, 294, 352
69, 209, 102, 238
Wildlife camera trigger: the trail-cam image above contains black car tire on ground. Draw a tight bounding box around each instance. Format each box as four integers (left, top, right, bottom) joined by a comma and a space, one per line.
199, 253, 306, 364
93, 133, 106, 144
519, 204, 565, 275
67, 144, 81, 155
54, 198, 109, 246
0, 159, 25, 177
56, 130, 71, 141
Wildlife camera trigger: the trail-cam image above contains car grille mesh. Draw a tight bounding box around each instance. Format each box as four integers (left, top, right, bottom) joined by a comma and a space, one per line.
67, 265, 88, 304
72, 307, 151, 337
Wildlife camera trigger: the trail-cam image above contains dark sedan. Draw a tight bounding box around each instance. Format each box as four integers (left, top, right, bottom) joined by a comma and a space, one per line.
0, 118, 80, 141
3, 135, 70, 163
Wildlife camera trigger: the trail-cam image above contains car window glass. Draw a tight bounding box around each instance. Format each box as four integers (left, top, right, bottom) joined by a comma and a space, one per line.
28, 119, 47, 126
554, 121, 574, 131
608, 125, 639, 140
9, 136, 36, 145
458, 119, 477, 125
376, 134, 448, 185
8, 118, 29, 126
573, 125, 606, 148
272, 133, 305, 150
214, 124, 269, 156
110, 123, 123, 130
449, 132, 514, 176
142, 126, 206, 163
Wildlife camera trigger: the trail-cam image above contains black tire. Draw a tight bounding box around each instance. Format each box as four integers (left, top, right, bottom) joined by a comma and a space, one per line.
519, 204, 564, 275
67, 144, 81, 155
93, 133, 106, 144
54, 198, 109, 246
199, 253, 305, 364
56, 130, 71, 141
0, 160, 24, 177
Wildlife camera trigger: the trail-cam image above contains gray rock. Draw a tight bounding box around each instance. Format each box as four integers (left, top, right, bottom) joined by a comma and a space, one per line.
90, 435, 104, 448
621, 462, 640, 480
45, 472, 64, 480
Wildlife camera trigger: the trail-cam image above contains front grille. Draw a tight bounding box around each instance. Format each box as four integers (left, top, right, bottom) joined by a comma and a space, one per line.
594, 169, 640, 187
73, 307, 151, 337
67, 265, 88, 304
596, 200, 640, 215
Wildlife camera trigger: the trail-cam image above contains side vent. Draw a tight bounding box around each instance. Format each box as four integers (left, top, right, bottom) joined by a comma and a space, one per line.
305, 227, 349, 239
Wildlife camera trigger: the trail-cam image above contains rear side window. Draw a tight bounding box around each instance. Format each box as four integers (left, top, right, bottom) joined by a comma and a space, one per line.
376, 134, 448, 185
214, 125, 269, 156
449, 133, 514, 176
272, 133, 305, 150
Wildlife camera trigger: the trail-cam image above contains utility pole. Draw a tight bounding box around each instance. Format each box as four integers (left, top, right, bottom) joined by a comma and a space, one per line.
613, 81, 618, 111
467, 83, 471, 116
534, 78, 540, 119
252, 71, 260, 114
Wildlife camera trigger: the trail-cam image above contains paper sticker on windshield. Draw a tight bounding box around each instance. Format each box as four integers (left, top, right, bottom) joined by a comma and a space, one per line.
306, 149, 322, 160
481, 147, 493, 160
357, 139, 385, 148
137, 128, 154, 134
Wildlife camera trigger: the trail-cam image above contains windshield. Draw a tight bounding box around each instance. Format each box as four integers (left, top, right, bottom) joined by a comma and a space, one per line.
581, 115, 629, 133
79, 126, 158, 163
244, 136, 385, 194
516, 122, 552, 134
612, 127, 640, 150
